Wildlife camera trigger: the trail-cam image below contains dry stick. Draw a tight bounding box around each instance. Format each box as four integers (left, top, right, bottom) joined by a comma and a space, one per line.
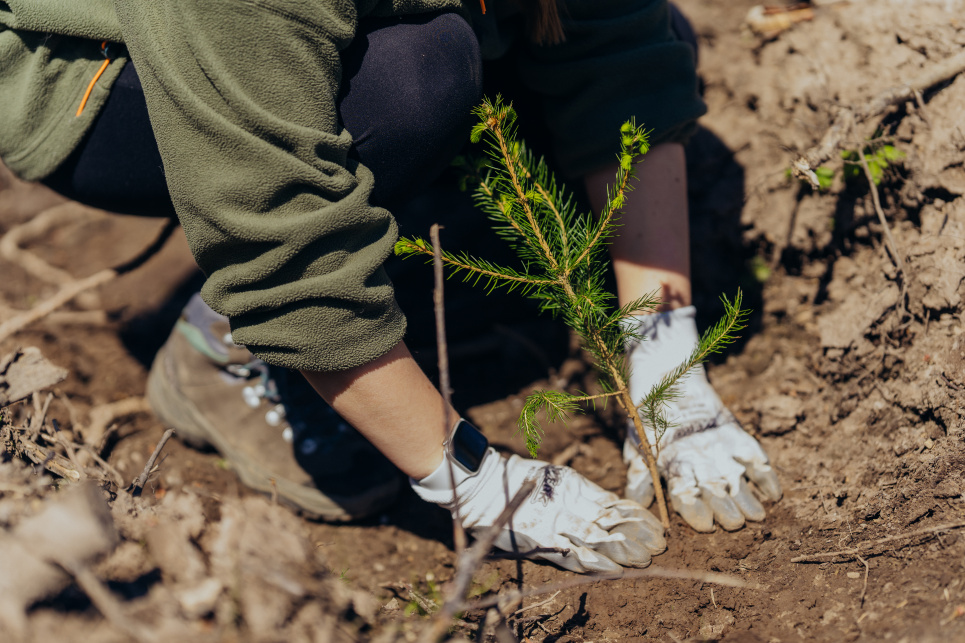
790, 521, 965, 562
792, 49, 965, 188
857, 150, 905, 277
15, 434, 83, 481
0, 205, 94, 286
0, 218, 176, 344
420, 478, 538, 643
468, 565, 751, 612
84, 396, 153, 449
130, 428, 175, 495
430, 224, 467, 554
63, 563, 158, 643
857, 554, 869, 607
513, 590, 561, 616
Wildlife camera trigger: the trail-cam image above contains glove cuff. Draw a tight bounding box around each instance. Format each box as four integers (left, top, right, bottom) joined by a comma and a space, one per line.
410, 447, 498, 508
627, 305, 700, 395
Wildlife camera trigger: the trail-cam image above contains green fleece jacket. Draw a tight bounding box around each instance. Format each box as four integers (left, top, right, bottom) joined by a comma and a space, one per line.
0, 0, 705, 372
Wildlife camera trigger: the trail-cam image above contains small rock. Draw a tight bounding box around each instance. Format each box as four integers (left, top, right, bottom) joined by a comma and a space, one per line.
383, 598, 401, 611
176, 578, 223, 619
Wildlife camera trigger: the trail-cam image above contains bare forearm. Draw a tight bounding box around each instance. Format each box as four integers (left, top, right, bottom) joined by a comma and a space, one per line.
584, 142, 691, 309
301, 341, 452, 480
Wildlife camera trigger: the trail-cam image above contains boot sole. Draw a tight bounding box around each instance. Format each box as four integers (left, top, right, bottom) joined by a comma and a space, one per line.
146, 346, 399, 522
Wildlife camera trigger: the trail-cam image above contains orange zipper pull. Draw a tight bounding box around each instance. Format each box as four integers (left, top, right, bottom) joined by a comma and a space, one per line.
76, 41, 113, 118
479, 0, 486, 14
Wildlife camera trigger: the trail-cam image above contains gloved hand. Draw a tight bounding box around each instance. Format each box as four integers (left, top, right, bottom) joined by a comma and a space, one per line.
412, 446, 666, 574
624, 306, 782, 532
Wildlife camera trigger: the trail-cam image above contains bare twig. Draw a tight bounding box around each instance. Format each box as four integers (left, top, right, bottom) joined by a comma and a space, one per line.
130, 428, 175, 495
420, 478, 538, 643
83, 396, 152, 449
514, 590, 561, 616
550, 442, 586, 467
857, 150, 905, 277
17, 436, 83, 482
0, 268, 117, 343
0, 218, 176, 343
790, 521, 965, 562
792, 49, 965, 187
430, 224, 467, 554
857, 554, 869, 607
0, 206, 95, 286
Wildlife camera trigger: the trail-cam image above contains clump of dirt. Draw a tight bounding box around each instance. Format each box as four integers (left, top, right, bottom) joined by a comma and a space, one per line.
2, 0, 965, 641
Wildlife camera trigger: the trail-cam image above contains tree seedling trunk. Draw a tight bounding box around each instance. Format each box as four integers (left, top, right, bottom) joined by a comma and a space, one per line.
397, 97, 747, 530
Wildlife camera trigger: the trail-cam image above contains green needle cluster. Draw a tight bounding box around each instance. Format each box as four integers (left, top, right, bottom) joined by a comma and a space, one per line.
396, 96, 745, 490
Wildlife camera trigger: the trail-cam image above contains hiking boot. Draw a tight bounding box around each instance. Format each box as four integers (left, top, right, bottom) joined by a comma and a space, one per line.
147, 294, 401, 521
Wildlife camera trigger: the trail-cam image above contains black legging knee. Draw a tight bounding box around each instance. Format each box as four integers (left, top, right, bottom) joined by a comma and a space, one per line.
43, 11, 482, 215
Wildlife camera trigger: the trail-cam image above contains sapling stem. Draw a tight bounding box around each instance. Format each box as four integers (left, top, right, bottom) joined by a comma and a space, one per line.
397, 97, 746, 533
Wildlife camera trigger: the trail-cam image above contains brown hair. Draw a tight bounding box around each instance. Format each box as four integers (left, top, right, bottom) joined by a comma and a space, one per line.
527, 0, 565, 45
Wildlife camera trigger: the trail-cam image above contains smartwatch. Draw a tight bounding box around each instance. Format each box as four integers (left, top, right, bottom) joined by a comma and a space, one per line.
443, 419, 490, 475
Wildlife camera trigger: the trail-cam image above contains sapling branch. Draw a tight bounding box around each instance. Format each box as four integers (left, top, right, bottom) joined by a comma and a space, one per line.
398, 97, 747, 532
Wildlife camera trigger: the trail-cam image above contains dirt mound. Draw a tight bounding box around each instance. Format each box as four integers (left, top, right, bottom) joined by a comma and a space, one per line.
2, 0, 965, 641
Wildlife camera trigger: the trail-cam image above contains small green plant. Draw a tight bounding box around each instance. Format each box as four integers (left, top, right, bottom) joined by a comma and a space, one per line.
842, 141, 905, 185
396, 97, 747, 528
404, 574, 443, 617
787, 164, 834, 191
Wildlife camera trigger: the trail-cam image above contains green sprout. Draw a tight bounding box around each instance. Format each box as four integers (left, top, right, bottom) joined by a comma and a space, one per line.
842, 142, 905, 185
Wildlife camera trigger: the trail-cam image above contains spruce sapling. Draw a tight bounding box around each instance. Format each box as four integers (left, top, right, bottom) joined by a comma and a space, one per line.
396, 97, 748, 529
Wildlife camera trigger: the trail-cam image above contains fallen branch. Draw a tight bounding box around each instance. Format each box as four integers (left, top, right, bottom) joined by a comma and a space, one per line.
0, 206, 100, 286
792, 49, 965, 188
130, 428, 176, 496
10, 431, 83, 482
790, 521, 965, 562
0, 269, 117, 343
0, 218, 176, 343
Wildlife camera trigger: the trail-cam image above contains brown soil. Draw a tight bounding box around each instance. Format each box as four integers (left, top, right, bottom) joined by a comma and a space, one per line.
2, 1, 965, 641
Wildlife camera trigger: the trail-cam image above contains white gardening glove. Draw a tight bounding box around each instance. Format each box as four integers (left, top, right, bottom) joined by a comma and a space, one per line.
624, 306, 782, 532
412, 447, 666, 574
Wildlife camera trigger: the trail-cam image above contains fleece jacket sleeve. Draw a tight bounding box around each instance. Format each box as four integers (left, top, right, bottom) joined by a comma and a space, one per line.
113, 0, 407, 372
516, 0, 706, 178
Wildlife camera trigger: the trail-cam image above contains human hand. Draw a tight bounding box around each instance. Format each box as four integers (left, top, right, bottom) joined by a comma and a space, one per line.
413, 448, 666, 574
624, 365, 782, 532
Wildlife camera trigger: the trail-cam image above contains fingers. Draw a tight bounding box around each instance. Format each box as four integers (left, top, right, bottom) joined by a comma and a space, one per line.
740, 458, 783, 502
623, 439, 656, 508
625, 474, 655, 509
732, 478, 766, 522
547, 544, 624, 575
595, 521, 654, 568
612, 499, 666, 539
700, 485, 746, 531
669, 487, 715, 532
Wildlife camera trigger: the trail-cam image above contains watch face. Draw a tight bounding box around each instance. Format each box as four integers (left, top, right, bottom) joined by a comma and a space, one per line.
449, 420, 489, 473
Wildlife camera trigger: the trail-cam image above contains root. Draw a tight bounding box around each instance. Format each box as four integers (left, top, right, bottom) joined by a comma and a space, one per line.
790, 521, 965, 562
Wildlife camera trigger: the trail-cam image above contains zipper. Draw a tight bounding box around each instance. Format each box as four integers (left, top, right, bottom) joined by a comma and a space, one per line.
75, 41, 114, 118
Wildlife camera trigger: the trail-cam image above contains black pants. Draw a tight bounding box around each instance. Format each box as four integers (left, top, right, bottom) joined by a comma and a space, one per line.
44, 11, 483, 216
